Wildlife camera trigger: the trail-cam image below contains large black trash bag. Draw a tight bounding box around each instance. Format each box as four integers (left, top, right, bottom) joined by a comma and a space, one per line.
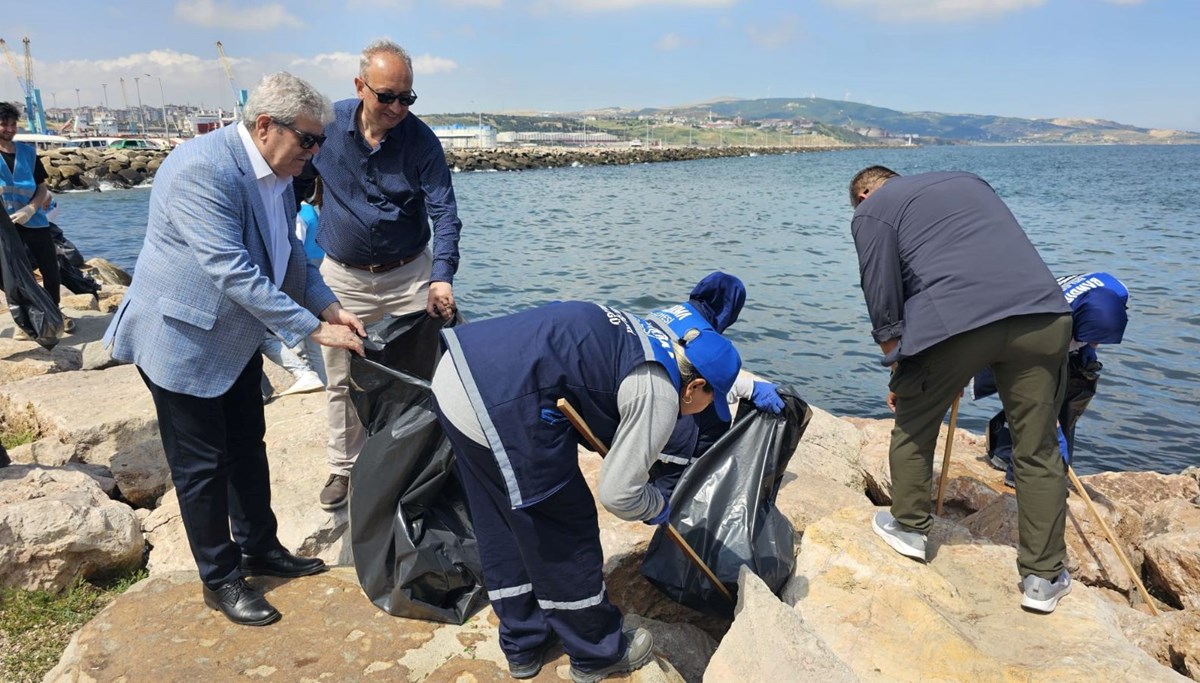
0, 211, 62, 347
48, 223, 100, 296
641, 387, 812, 618
348, 311, 487, 624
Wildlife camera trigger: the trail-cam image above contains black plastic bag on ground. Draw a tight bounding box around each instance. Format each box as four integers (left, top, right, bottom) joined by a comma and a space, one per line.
1, 211, 62, 347
348, 311, 487, 624
641, 387, 812, 618
48, 223, 100, 296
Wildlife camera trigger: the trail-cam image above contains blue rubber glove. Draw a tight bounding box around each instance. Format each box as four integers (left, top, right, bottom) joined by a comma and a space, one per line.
645, 501, 671, 526
751, 381, 785, 414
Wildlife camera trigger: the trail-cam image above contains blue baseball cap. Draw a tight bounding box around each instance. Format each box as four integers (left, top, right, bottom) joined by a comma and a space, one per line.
679, 327, 741, 422
646, 302, 743, 421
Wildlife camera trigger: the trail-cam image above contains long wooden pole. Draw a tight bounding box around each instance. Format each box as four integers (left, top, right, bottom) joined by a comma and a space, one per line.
934, 396, 961, 515
1066, 466, 1160, 615
556, 398, 735, 604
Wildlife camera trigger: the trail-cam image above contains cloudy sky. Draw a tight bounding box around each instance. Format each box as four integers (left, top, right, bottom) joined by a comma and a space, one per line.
3, 0, 1196, 131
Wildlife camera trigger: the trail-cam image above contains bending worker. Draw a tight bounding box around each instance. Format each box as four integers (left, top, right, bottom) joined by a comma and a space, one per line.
430, 299, 741, 682
849, 166, 1074, 614
980, 271, 1130, 484
646, 271, 785, 499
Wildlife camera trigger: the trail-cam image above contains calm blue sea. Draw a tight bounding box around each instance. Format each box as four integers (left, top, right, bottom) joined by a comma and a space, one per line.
52, 145, 1200, 476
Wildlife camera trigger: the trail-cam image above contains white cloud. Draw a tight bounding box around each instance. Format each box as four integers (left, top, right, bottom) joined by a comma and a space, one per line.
746, 16, 801, 48
657, 33, 685, 51
173, 0, 303, 30
25, 48, 458, 113
413, 55, 460, 75
544, 0, 737, 10
824, 0, 1045, 22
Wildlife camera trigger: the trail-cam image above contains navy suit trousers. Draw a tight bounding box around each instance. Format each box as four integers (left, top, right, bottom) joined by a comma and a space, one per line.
140, 353, 282, 588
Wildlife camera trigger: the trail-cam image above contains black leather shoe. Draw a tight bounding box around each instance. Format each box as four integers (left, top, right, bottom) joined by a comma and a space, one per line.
202, 578, 281, 626
240, 548, 327, 578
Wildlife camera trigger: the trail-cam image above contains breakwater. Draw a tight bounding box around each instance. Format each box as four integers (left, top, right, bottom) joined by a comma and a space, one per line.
36, 143, 849, 191
38, 147, 169, 192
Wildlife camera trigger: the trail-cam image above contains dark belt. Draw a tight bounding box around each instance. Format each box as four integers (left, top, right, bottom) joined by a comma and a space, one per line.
331, 254, 419, 274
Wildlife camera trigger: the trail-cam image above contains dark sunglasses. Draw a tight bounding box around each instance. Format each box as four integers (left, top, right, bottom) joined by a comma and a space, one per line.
272, 119, 326, 149
361, 80, 418, 106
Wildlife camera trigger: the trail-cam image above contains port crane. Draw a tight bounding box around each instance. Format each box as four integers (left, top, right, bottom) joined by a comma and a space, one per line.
119, 78, 135, 134
215, 41, 247, 118
0, 36, 47, 134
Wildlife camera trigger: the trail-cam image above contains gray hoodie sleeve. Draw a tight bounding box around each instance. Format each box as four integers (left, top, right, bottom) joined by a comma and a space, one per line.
596, 363, 678, 522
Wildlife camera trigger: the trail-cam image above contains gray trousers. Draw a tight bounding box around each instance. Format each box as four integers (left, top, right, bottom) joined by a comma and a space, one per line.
888, 313, 1072, 579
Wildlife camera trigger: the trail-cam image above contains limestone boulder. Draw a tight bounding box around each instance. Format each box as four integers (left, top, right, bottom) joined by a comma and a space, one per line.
0, 466, 143, 592
83, 257, 133, 286
962, 490, 1145, 594
1145, 531, 1200, 610
45, 568, 685, 683
781, 507, 1186, 682
1142, 498, 1200, 540
776, 462, 873, 540
0, 363, 169, 507
789, 406, 865, 491
1126, 608, 1200, 680
1081, 471, 1200, 515
705, 566, 857, 683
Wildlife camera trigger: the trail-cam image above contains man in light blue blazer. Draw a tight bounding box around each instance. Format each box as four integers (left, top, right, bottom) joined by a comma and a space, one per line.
104, 72, 366, 627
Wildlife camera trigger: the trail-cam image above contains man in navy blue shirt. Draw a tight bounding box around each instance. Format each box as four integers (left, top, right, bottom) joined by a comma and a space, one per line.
312, 39, 463, 510
850, 166, 1074, 614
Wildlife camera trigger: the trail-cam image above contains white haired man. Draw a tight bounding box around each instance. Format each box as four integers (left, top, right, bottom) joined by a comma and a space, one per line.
104, 72, 366, 626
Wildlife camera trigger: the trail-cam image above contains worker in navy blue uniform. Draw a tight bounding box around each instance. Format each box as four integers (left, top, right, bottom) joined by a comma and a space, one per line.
430, 300, 741, 682
978, 272, 1130, 484
648, 272, 785, 500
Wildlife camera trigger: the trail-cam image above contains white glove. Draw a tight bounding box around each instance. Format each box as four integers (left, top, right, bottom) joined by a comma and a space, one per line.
8, 204, 36, 225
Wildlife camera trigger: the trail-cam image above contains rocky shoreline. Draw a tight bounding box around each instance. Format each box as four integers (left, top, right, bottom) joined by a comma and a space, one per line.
35, 143, 847, 192
2, 279, 1198, 682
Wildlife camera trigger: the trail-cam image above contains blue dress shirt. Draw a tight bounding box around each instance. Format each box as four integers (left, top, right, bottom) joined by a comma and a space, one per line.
313, 99, 462, 283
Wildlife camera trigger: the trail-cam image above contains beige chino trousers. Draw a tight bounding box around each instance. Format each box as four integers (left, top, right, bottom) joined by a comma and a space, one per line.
320, 253, 431, 476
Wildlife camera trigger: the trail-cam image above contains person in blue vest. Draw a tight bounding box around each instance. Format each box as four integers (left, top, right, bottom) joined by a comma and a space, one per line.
430, 300, 742, 683
1, 102, 72, 333
647, 271, 784, 500
978, 272, 1130, 485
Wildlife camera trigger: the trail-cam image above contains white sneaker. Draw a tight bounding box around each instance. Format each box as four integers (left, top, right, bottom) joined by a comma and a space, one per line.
1021, 570, 1072, 614
278, 371, 325, 397
871, 510, 928, 562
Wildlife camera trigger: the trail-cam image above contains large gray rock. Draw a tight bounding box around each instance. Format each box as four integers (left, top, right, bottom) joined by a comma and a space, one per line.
705, 566, 857, 682
0, 466, 142, 592
782, 507, 1186, 682
83, 257, 132, 287
1081, 471, 1200, 515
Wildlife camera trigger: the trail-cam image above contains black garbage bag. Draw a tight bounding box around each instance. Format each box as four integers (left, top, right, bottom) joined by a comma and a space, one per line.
0, 211, 62, 347
48, 223, 100, 296
641, 387, 812, 618
348, 311, 487, 624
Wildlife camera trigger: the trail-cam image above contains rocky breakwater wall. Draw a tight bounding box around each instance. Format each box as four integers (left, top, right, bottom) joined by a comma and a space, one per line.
38, 147, 169, 192
446, 145, 829, 171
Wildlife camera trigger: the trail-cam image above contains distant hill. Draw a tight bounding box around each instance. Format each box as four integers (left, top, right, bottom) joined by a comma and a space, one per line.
624, 97, 1200, 144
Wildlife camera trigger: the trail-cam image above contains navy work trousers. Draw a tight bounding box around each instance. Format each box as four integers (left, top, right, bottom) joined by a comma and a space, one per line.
436, 413, 627, 672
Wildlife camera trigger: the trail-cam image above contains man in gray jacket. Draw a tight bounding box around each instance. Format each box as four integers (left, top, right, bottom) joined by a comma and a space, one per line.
849, 166, 1073, 613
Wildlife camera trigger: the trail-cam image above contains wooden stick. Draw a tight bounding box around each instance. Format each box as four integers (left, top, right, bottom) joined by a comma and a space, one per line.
1066, 465, 1160, 615
556, 398, 735, 604
934, 396, 961, 515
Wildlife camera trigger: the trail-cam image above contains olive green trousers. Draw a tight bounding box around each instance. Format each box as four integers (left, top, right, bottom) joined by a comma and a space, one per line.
888, 313, 1072, 580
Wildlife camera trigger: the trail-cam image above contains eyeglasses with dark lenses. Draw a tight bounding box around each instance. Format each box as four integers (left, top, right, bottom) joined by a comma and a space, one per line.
272, 120, 326, 149
361, 81, 418, 106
